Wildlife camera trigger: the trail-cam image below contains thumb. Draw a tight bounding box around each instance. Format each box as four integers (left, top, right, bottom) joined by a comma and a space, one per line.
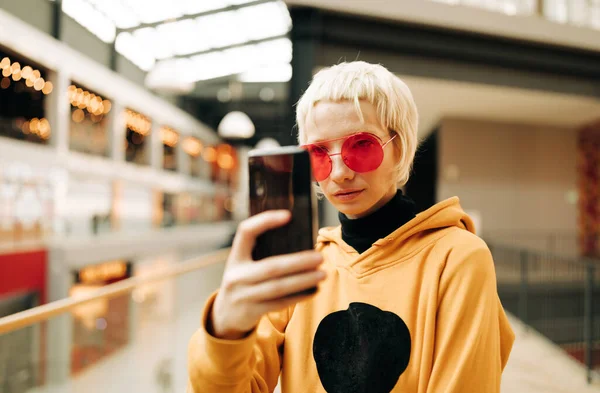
229, 210, 291, 262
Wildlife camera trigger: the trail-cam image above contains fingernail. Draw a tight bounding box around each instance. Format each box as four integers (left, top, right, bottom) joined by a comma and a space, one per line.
278, 210, 291, 219
318, 271, 327, 279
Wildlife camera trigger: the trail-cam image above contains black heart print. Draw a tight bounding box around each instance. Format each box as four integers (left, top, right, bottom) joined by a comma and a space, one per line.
313, 302, 411, 393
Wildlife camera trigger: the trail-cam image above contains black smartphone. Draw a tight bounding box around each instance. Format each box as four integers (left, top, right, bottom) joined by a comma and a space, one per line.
248, 146, 318, 294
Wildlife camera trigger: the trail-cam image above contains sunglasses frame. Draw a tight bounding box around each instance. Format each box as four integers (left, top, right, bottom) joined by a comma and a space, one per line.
301, 132, 397, 180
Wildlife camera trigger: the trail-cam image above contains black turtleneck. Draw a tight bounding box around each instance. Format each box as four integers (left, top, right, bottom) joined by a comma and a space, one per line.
338, 191, 418, 254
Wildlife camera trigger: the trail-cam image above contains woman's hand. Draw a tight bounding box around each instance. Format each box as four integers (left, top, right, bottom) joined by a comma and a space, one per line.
210, 210, 326, 340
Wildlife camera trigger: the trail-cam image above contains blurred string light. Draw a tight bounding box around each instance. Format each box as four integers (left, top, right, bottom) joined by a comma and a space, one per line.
124, 109, 152, 135
67, 85, 112, 117
72, 108, 86, 123
0, 57, 53, 95
183, 137, 203, 157
21, 117, 52, 140
210, 144, 235, 170
160, 126, 179, 147
203, 146, 217, 163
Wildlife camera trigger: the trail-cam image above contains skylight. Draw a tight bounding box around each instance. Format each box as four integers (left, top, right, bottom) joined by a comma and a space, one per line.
55, 0, 293, 84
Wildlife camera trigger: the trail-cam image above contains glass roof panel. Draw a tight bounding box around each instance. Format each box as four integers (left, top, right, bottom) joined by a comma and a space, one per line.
180, 0, 232, 14
63, 0, 116, 43
238, 2, 291, 40
197, 11, 249, 48
56, 0, 292, 85
155, 20, 198, 59
115, 32, 156, 70
87, 0, 140, 29
120, 0, 183, 24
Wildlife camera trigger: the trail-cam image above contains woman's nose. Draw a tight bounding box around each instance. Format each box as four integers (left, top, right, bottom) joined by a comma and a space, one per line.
329, 154, 354, 182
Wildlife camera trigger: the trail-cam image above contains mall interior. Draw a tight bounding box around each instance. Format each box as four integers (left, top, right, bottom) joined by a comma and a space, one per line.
0, 0, 600, 392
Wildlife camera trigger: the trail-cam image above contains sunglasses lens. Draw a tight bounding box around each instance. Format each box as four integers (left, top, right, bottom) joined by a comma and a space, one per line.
308, 147, 332, 181
342, 134, 384, 173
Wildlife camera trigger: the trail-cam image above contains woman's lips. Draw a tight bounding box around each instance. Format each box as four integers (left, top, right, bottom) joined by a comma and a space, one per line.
333, 189, 364, 201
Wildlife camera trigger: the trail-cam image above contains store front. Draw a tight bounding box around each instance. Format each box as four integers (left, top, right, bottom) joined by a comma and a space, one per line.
69, 260, 132, 376
0, 47, 53, 147
68, 83, 111, 157
161, 126, 179, 172
124, 109, 151, 166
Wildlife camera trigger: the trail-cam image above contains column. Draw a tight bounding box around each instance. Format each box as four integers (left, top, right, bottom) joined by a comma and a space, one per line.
288, 8, 321, 146
176, 137, 190, 176
45, 248, 74, 384
51, 0, 63, 40
288, 7, 324, 222
233, 145, 250, 221
46, 70, 70, 158
578, 123, 600, 258
109, 101, 126, 162
148, 122, 163, 169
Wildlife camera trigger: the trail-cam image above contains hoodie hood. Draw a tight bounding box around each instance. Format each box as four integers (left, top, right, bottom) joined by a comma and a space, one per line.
316, 197, 475, 258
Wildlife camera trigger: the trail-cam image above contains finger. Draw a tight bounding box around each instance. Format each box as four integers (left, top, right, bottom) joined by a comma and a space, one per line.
238, 250, 323, 284
230, 210, 291, 262
242, 270, 327, 303
255, 289, 321, 316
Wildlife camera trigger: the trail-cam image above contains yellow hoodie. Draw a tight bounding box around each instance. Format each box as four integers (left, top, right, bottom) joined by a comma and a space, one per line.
188, 197, 515, 393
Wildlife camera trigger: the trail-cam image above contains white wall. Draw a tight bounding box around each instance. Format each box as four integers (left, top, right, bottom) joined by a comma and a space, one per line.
438, 118, 579, 252
0, 0, 53, 36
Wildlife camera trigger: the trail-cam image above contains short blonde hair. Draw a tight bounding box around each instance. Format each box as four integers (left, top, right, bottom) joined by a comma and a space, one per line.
296, 61, 419, 186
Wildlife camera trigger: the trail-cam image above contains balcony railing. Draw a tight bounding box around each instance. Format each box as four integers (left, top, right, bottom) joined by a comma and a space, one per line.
0, 248, 230, 393
491, 243, 600, 384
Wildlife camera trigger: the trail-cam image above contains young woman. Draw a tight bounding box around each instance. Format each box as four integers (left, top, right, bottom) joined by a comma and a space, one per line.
188, 61, 514, 393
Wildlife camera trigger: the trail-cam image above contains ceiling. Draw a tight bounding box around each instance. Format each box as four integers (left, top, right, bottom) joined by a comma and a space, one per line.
402, 74, 600, 137
50, 0, 600, 139
54, 0, 293, 90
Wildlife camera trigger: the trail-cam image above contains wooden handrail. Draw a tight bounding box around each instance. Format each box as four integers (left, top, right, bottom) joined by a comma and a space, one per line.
0, 248, 230, 335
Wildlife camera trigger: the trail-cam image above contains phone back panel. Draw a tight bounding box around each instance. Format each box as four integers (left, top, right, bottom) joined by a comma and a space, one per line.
248, 147, 317, 261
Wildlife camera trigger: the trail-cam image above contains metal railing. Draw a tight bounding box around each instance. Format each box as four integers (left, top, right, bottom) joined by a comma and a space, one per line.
0, 248, 230, 335
0, 248, 230, 393
490, 244, 600, 383
484, 231, 599, 258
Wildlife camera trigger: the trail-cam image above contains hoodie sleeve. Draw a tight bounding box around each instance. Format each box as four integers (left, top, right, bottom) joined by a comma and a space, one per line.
187, 292, 289, 393
426, 244, 515, 393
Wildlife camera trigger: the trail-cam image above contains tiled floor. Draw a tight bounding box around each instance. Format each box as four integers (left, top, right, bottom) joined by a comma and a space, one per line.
501, 314, 600, 393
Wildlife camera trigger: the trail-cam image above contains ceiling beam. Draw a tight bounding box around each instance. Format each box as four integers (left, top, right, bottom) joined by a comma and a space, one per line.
116, 0, 276, 34
52, 0, 63, 40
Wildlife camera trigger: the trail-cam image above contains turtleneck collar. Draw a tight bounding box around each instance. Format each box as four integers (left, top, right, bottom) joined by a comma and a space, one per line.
338, 190, 417, 254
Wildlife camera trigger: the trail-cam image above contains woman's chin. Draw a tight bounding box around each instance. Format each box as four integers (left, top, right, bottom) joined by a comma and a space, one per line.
333, 202, 371, 219
324, 192, 374, 218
